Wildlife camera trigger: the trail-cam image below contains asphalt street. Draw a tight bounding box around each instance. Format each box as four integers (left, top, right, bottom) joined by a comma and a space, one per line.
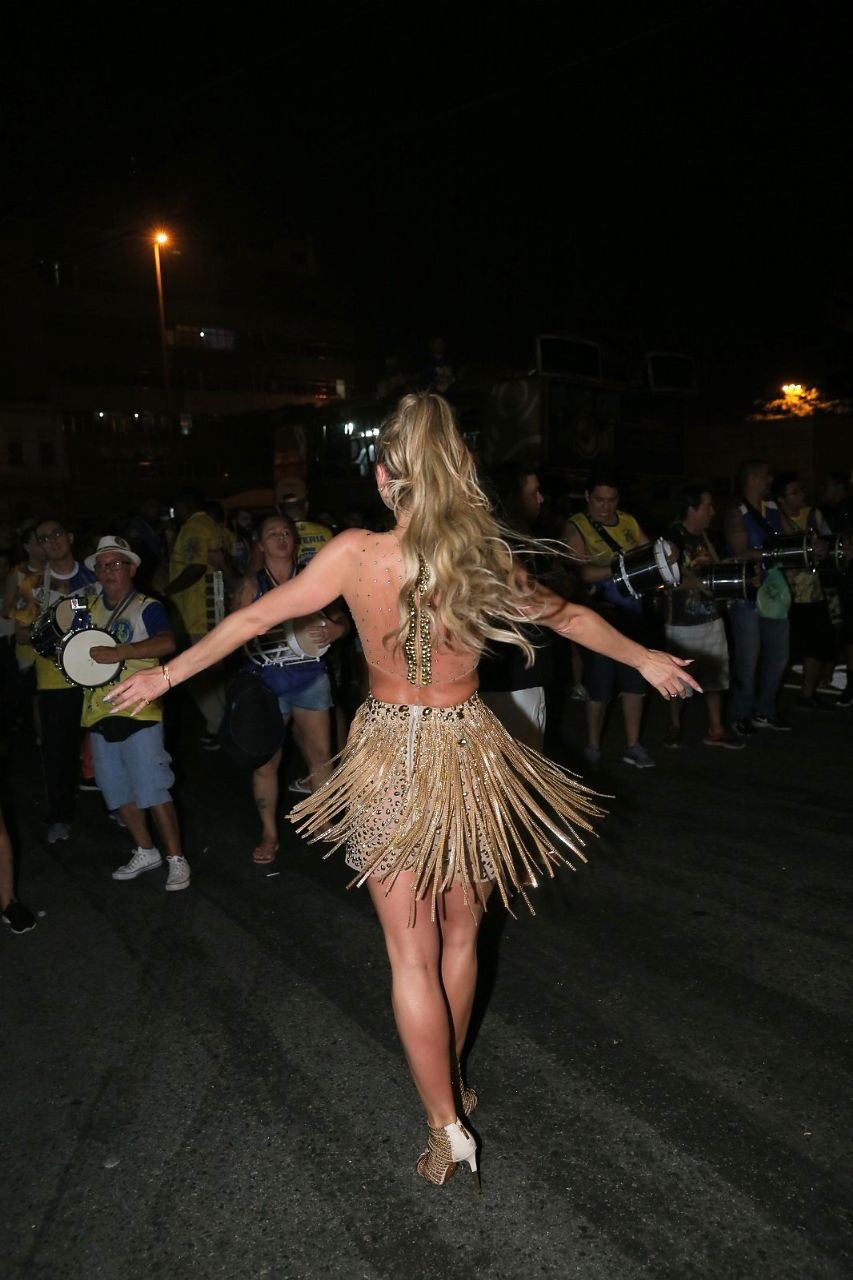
1, 686, 851, 1280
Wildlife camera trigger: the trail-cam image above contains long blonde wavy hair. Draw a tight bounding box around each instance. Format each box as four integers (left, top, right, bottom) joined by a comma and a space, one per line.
377, 392, 541, 663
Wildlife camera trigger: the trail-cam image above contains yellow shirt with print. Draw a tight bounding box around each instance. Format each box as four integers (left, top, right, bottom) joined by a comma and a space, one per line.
296, 519, 332, 568
169, 511, 228, 639
570, 510, 643, 565
570, 510, 645, 612
12, 566, 41, 670
788, 507, 825, 605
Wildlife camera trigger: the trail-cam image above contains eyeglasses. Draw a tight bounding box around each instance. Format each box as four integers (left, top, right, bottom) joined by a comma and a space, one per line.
94, 559, 132, 573
37, 528, 67, 544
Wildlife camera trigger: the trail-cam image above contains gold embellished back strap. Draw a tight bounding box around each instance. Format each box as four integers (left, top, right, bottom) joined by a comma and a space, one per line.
404, 556, 432, 686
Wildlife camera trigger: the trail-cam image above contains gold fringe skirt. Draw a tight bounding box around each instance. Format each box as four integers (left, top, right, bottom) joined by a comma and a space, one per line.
289, 692, 605, 918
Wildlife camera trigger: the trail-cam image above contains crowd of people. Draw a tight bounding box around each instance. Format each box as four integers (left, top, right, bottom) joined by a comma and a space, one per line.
0, 393, 850, 1189
1, 445, 850, 925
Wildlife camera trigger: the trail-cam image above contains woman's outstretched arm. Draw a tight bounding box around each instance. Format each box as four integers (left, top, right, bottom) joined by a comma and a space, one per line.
107, 531, 359, 716
523, 578, 703, 700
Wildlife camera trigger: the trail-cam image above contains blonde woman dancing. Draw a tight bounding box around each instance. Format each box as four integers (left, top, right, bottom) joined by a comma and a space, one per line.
108, 393, 699, 1188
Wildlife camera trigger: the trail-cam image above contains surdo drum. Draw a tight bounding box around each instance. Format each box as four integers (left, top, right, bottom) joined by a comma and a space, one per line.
30, 595, 90, 658
56, 627, 124, 688
829, 533, 851, 577
694, 561, 756, 602
284, 614, 331, 660
610, 538, 681, 600
760, 530, 818, 573
245, 611, 331, 667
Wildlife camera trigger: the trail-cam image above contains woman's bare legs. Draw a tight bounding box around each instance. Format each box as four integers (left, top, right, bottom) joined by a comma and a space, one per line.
291, 706, 333, 791
252, 743, 284, 844
367, 871, 491, 1127
439, 880, 493, 1059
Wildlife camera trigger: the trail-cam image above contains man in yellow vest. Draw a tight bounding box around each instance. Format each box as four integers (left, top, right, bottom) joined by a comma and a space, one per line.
85, 537, 190, 891
564, 471, 656, 769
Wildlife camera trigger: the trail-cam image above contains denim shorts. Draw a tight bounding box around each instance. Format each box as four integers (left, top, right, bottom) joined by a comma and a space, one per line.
90, 722, 175, 811
276, 668, 334, 716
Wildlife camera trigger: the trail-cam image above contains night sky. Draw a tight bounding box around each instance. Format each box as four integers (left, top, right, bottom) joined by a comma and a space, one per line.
3, 3, 849, 401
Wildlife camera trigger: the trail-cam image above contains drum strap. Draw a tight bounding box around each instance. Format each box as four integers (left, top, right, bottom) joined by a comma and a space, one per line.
741, 499, 779, 543
102, 591, 138, 633
589, 520, 624, 555
35, 566, 53, 611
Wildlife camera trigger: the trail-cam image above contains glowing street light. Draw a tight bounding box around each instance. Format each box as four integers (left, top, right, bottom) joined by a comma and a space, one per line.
152, 230, 171, 413
750, 381, 848, 420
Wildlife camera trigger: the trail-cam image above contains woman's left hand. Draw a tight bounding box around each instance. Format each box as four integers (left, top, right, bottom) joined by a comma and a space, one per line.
105, 666, 169, 715
637, 649, 703, 699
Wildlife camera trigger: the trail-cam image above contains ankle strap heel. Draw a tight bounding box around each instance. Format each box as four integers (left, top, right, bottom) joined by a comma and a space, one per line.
416, 1118, 480, 1192
456, 1061, 479, 1117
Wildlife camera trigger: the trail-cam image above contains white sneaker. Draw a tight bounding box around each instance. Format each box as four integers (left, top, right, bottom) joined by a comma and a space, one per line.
165, 855, 191, 892
112, 846, 163, 881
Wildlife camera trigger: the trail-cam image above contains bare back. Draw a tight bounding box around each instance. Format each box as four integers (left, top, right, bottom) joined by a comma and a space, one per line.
344, 530, 480, 706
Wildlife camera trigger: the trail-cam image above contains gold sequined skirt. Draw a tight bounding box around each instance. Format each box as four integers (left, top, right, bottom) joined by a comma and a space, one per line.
289, 692, 605, 917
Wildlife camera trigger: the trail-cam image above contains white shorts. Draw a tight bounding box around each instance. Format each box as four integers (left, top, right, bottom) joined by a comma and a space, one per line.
664, 619, 730, 695
480, 686, 546, 750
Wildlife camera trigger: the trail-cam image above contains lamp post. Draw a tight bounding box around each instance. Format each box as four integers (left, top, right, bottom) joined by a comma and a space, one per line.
152, 231, 171, 414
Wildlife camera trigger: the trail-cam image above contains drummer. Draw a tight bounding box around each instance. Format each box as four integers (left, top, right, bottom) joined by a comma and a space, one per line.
723, 458, 797, 734
564, 471, 658, 770
771, 473, 835, 708
82, 536, 191, 892
663, 486, 744, 750
234, 513, 349, 864
29, 519, 97, 845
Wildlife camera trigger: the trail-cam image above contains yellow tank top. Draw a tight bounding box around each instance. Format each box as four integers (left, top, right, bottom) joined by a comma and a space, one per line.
571, 510, 643, 565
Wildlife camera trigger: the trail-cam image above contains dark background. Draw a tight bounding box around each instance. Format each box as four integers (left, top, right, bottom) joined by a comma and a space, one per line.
3, 2, 850, 406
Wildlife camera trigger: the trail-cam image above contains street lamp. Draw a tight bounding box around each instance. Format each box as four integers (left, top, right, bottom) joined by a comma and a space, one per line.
152, 230, 171, 414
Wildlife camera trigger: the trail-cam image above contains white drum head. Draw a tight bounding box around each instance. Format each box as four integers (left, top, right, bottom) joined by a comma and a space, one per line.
286, 614, 330, 659
654, 538, 680, 587
58, 628, 123, 688
54, 597, 84, 633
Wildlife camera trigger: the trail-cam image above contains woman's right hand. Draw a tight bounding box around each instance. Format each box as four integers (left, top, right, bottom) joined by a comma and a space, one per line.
106, 666, 171, 717
637, 649, 703, 699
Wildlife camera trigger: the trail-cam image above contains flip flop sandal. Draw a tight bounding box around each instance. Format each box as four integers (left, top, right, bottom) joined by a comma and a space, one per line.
252, 837, 279, 864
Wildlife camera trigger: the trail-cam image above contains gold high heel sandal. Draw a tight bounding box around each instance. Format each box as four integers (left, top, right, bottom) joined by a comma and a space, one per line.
456, 1062, 478, 1117
416, 1118, 480, 1191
